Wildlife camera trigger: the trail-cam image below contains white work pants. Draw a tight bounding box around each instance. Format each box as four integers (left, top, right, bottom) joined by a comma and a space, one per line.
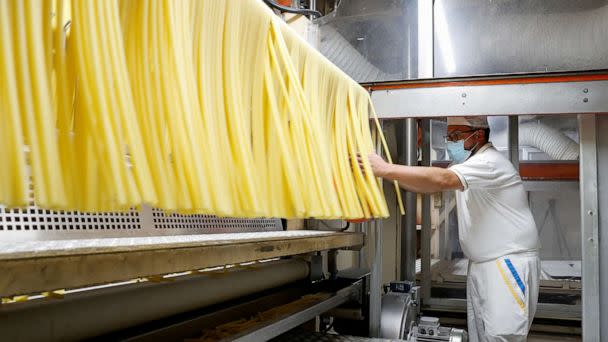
467, 252, 540, 342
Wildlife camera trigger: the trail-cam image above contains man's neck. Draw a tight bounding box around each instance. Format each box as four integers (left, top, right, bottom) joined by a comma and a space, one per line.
470, 140, 490, 156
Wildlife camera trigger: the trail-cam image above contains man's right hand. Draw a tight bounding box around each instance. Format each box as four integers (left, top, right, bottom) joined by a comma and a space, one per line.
357, 153, 390, 178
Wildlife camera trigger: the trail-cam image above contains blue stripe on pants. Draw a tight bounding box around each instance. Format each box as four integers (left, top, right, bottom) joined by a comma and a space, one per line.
504, 258, 526, 296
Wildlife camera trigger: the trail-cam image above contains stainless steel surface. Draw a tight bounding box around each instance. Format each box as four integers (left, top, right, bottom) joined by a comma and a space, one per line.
379, 293, 416, 339
0, 259, 309, 342
370, 80, 608, 118
579, 114, 601, 340
231, 281, 362, 342
417, 0, 433, 78
508, 116, 520, 170
523, 181, 579, 193
314, 0, 418, 82
0, 204, 280, 243
402, 118, 417, 282
370, 220, 383, 337
434, 0, 608, 77
0, 231, 363, 298
420, 119, 432, 304
597, 115, 608, 339
0, 230, 337, 258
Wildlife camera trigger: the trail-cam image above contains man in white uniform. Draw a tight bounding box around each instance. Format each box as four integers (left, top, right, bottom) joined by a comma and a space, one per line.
359, 116, 540, 341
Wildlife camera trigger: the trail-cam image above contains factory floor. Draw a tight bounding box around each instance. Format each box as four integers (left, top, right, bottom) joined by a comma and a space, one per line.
528, 333, 581, 341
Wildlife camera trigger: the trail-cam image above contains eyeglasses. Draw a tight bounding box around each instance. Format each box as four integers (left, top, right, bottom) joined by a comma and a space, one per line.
444, 130, 477, 143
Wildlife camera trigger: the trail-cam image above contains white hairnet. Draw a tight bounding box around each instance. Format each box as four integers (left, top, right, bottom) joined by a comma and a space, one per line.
447, 116, 489, 128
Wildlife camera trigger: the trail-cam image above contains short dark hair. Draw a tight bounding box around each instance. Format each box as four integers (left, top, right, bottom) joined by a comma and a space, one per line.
483, 128, 491, 142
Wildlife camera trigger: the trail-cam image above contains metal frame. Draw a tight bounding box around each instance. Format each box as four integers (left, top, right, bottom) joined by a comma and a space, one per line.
369, 220, 383, 337
369, 120, 385, 338
416, 124, 589, 322
402, 118, 418, 282
420, 119, 432, 304
369, 78, 607, 329
579, 114, 601, 340
508, 116, 520, 170
0, 204, 281, 243
370, 78, 608, 119
231, 281, 362, 342
598, 116, 608, 339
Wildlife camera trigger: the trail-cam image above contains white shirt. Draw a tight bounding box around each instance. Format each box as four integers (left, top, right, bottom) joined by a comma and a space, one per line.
449, 143, 539, 263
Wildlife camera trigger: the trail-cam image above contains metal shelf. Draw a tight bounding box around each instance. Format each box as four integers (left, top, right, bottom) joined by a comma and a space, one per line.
231, 281, 363, 342
0, 230, 364, 297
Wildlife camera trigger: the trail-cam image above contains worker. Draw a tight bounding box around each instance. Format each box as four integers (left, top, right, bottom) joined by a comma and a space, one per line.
359, 116, 540, 341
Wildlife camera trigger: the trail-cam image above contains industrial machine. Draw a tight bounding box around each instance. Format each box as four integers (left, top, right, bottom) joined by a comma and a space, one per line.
380, 281, 467, 341
0, 205, 370, 341
2, 1, 608, 341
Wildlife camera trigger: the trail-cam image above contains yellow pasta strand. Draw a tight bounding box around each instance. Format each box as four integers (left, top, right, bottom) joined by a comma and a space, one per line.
11, 1, 66, 208
0, 1, 28, 206
1, 0, 398, 220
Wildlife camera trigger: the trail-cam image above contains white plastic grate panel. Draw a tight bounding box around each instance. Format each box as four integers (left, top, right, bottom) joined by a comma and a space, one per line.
0, 207, 141, 231
151, 208, 279, 233
0, 156, 280, 243
0, 205, 281, 243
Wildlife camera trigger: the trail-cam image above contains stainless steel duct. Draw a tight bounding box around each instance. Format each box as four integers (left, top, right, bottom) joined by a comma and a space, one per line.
314, 0, 417, 82
316, 0, 608, 81
0, 259, 309, 342
434, 0, 608, 77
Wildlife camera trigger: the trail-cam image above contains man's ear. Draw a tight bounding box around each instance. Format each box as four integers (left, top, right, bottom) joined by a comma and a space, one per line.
475, 129, 486, 142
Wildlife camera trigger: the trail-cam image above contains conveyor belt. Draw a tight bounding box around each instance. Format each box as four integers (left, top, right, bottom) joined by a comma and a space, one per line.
0, 231, 364, 297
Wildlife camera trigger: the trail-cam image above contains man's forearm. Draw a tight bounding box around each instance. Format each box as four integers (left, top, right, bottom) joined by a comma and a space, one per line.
380, 164, 463, 193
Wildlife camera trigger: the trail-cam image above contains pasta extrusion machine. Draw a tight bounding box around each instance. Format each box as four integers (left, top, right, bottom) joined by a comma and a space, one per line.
0, 202, 465, 341
0, 204, 366, 341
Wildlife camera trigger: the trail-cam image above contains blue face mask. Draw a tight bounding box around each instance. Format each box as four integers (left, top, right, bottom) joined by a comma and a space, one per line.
446, 134, 477, 164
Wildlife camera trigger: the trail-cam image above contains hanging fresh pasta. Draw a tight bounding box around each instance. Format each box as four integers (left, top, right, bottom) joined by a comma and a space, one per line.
0, 0, 401, 219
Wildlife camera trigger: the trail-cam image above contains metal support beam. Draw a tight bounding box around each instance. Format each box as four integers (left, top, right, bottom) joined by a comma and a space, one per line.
369, 220, 383, 337
420, 119, 432, 304
402, 118, 418, 282
309, 0, 316, 20
369, 121, 384, 338
370, 79, 608, 119
598, 115, 608, 339
579, 114, 600, 341
328, 249, 338, 280
508, 116, 520, 171
355, 223, 364, 268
